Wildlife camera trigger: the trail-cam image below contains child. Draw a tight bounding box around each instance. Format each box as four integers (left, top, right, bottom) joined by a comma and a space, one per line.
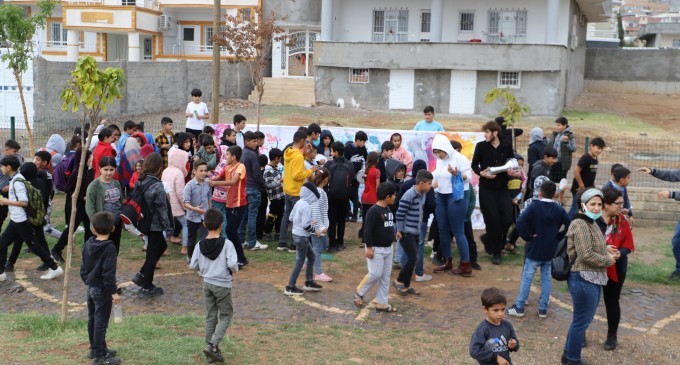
155, 117, 174, 168
569, 137, 606, 217
326, 142, 356, 251
354, 182, 398, 312
162, 147, 189, 254
450, 140, 481, 270
284, 181, 324, 296
232, 114, 247, 149
377, 141, 394, 184
129, 159, 143, 189
0, 156, 63, 282
195, 136, 218, 172
393, 169, 432, 295
185, 88, 209, 138
548, 117, 576, 183
310, 167, 331, 282
200, 126, 216, 149
470, 288, 520, 365
254, 131, 266, 153
189, 208, 238, 364
183, 160, 212, 261
603, 164, 633, 224
2, 139, 23, 163
86, 157, 124, 254
80, 211, 121, 365
505, 154, 527, 252
391, 133, 412, 176
359, 152, 380, 247
507, 181, 570, 319
220, 128, 236, 147
92, 128, 117, 179
344, 131, 368, 222
256, 154, 269, 241
66, 135, 82, 158
40, 134, 66, 169
263, 149, 284, 240
238, 132, 267, 251
316, 130, 335, 158
33, 150, 62, 239
413, 105, 444, 132
528, 146, 558, 198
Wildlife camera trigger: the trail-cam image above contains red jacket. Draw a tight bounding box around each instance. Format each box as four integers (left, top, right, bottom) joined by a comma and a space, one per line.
605, 213, 635, 282
93, 142, 117, 179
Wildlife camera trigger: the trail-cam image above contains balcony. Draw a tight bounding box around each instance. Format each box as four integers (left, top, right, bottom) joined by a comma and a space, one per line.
64, 0, 160, 11
158, 44, 234, 60
62, 0, 162, 33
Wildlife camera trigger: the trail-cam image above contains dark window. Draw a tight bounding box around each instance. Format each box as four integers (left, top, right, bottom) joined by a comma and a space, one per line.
183, 28, 195, 42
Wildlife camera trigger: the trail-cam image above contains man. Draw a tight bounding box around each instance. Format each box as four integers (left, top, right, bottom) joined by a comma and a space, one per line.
471, 121, 519, 265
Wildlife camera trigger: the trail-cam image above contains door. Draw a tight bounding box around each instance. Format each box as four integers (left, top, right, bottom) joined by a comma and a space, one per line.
389, 69, 415, 110
106, 34, 128, 61
449, 70, 477, 114
181, 26, 198, 54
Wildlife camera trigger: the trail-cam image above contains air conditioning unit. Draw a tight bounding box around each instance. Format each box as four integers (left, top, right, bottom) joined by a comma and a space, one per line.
159, 15, 173, 30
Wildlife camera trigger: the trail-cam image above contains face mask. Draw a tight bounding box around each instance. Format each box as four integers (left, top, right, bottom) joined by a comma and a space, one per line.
581, 203, 602, 220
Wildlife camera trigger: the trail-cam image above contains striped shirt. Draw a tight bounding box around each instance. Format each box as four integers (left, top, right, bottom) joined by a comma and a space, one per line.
263, 164, 284, 201
311, 188, 329, 233
395, 186, 424, 235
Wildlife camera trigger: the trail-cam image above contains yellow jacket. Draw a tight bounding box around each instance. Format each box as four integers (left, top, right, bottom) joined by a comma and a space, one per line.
283, 147, 312, 196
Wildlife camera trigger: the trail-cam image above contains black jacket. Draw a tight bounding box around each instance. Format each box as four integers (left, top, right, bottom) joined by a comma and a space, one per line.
80, 237, 118, 295
242, 146, 266, 192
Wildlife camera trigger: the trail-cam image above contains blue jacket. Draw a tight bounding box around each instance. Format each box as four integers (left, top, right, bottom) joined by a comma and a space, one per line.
516, 200, 571, 261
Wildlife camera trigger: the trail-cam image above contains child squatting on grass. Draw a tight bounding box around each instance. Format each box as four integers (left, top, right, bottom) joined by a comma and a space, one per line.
470, 287, 520, 365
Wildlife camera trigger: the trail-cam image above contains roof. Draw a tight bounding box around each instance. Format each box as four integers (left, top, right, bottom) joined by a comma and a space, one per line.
577, 0, 613, 22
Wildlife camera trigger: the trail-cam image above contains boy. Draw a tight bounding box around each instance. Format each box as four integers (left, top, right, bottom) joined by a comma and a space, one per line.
0, 155, 63, 282
325, 142, 356, 251
185, 88, 210, 138
232, 114, 247, 148
33, 151, 62, 240
568, 137, 606, 217
548, 117, 576, 183
394, 169, 432, 295
184, 160, 212, 261
238, 132, 268, 251
0, 140, 24, 236
507, 181, 570, 319
413, 106, 445, 132
254, 131, 266, 153
201, 126, 216, 148
306, 123, 321, 145
378, 141, 395, 183
195, 136, 218, 172
344, 131, 368, 222
189, 208, 238, 364
256, 154, 269, 241
284, 181, 324, 296
221, 128, 236, 147
80, 212, 121, 365
116, 121, 138, 163
470, 288, 520, 365
528, 146, 558, 198
155, 117, 174, 168
355, 182, 398, 312
2, 140, 23, 162
603, 164, 634, 224
263, 148, 284, 240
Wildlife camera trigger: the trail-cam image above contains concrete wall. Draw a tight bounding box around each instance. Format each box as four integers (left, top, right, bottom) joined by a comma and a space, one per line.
265, 0, 320, 27
315, 67, 390, 110
563, 0, 588, 106
476, 71, 563, 115
585, 48, 680, 82
33, 57, 252, 120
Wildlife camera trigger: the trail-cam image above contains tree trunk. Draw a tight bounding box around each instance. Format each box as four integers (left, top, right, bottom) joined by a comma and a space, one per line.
511, 126, 516, 152
257, 92, 263, 131
14, 70, 34, 156
211, 0, 221, 124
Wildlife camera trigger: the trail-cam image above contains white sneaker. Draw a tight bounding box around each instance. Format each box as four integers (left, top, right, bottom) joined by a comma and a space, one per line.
40, 266, 64, 280
250, 242, 268, 251
0, 272, 6, 282
415, 274, 433, 282
76, 226, 85, 234
430, 252, 435, 259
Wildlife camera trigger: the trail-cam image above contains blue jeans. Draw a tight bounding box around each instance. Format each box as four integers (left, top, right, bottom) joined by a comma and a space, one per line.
435, 191, 470, 261
568, 193, 579, 218
309, 235, 327, 275
515, 258, 552, 311
288, 234, 314, 288
212, 201, 228, 237
87, 286, 113, 358
564, 272, 602, 362
672, 220, 680, 273
278, 195, 300, 248
239, 187, 262, 248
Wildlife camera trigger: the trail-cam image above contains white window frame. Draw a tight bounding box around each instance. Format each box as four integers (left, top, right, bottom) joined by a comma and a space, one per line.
349, 68, 370, 84
50, 21, 68, 47
673, 39, 680, 48
487, 8, 527, 43
459, 11, 475, 33
372, 9, 409, 42
497, 71, 521, 89
204, 25, 227, 47
420, 10, 431, 42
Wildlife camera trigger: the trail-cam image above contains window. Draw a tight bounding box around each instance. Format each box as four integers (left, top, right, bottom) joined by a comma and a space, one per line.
349, 68, 369, 84
372, 9, 409, 42
241, 8, 252, 21
421, 11, 431, 32
487, 8, 527, 43
49, 22, 67, 46
143, 38, 152, 60
459, 11, 475, 32
183, 27, 195, 42
204, 26, 226, 47
673, 39, 680, 48
497, 71, 521, 89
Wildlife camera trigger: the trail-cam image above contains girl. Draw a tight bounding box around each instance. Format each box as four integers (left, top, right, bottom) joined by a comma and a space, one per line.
129, 159, 143, 190
162, 147, 189, 255
359, 152, 380, 248
220, 128, 236, 147
86, 156, 124, 253
391, 133, 412, 176
210, 145, 230, 236
430, 134, 473, 276
310, 167, 331, 282
66, 135, 82, 158
598, 186, 634, 351
173, 132, 194, 181
118, 132, 146, 191
316, 130, 334, 158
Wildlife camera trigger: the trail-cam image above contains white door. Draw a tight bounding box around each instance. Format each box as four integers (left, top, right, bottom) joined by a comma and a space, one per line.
389, 69, 414, 110
181, 26, 198, 54
449, 70, 477, 114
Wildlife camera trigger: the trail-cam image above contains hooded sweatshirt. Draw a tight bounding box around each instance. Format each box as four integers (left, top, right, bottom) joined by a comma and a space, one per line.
385, 158, 406, 187
527, 127, 546, 167
549, 125, 576, 170
317, 130, 335, 158
80, 237, 117, 295
162, 148, 189, 216
42, 134, 66, 169
283, 146, 312, 196
289, 182, 320, 237
431, 134, 472, 194
93, 138, 117, 179
189, 235, 239, 288
397, 159, 435, 222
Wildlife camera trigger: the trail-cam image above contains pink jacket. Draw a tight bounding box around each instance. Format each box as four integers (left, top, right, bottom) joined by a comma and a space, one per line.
393, 145, 413, 175
162, 148, 188, 216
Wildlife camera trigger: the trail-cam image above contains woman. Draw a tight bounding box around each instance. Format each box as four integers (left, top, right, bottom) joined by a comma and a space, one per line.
597, 186, 634, 351
562, 188, 618, 365
430, 134, 473, 276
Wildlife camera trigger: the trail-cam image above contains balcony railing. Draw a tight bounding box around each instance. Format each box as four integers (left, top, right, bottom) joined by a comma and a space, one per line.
162, 44, 229, 56
38, 41, 98, 52
64, 0, 160, 11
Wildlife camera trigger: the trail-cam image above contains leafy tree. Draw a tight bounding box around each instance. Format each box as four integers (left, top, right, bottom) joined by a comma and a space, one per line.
617, 12, 625, 48
217, 7, 287, 130
59, 56, 125, 324
484, 87, 531, 151
0, 0, 56, 156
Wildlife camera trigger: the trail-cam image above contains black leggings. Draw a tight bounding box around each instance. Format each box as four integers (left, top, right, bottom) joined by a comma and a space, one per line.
226, 206, 247, 263
603, 270, 627, 336
140, 231, 167, 289
464, 221, 478, 263
0, 221, 57, 275
53, 197, 93, 254
7, 223, 51, 265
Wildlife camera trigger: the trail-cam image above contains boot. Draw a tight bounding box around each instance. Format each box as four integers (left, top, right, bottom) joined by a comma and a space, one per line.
451, 261, 472, 277
433, 258, 453, 273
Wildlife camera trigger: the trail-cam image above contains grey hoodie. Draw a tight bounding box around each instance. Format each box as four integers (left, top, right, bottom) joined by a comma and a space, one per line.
44, 134, 66, 167
189, 236, 239, 288
289, 182, 320, 237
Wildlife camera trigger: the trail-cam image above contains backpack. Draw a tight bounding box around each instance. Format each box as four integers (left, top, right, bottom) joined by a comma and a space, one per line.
551, 236, 572, 281
328, 161, 353, 200
53, 155, 76, 192
120, 178, 159, 234
12, 178, 46, 226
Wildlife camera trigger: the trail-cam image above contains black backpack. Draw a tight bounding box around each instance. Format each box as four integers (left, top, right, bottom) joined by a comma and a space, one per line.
328, 161, 353, 200
551, 236, 572, 281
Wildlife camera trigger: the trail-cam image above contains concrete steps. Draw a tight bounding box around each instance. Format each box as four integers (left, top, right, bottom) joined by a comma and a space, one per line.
248, 77, 315, 107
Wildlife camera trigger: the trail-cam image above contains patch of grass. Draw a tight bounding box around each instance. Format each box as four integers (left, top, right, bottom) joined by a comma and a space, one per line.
626, 240, 680, 286
561, 110, 666, 136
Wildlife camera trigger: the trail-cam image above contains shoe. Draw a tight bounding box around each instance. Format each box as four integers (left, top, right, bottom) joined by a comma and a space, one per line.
303, 281, 322, 291
76, 226, 85, 234
237, 259, 249, 268
40, 266, 64, 280
433, 258, 453, 273
451, 261, 472, 277
538, 308, 548, 319
36, 262, 50, 272
471, 261, 482, 270
582, 338, 588, 348
92, 357, 122, 365
277, 244, 289, 251
262, 233, 273, 241
203, 343, 224, 363
288, 245, 297, 253
415, 274, 432, 282
314, 273, 333, 282
0, 272, 6, 282
139, 287, 164, 299
284, 286, 304, 296
88, 349, 118, 359
492, 252, 502, 265
4, 261, 14, 273
506, 304, 525, 318
250, 242, 268, 251
132, 272, 144, 287
669, 271, 680, 280
51, 250, 64, 264
604, 335, 617, 351
426, 239, 434, 248
429, 252, 435, 259
561, 356, 590, 365
480, 234, 491, 255
337, 244, 346, 251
